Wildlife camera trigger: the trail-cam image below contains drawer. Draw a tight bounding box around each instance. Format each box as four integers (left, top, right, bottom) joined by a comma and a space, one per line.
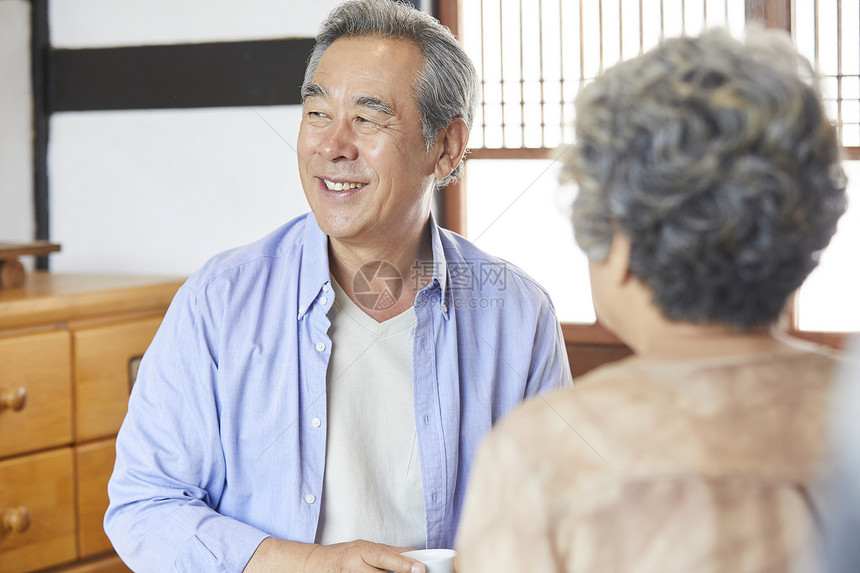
0, 448, 76, 572
0, 331, 72, 458
73, 317, 162, 442
75, 440, 116, 558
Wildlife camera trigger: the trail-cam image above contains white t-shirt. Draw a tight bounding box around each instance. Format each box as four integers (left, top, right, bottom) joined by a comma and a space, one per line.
315, 279, 426, 548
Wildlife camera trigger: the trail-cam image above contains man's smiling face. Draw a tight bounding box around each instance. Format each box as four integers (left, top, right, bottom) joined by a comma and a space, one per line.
297, 35, 440, 248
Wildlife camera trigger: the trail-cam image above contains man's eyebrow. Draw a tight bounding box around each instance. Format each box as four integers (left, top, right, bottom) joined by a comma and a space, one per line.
301, 83, 327, 101
354, 95, 395, 116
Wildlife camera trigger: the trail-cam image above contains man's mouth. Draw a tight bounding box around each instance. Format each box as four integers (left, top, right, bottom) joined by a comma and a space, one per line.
323, 179, 366, 191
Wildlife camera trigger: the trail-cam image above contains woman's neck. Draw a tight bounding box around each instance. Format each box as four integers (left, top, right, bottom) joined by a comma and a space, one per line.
626, 318, 787, 361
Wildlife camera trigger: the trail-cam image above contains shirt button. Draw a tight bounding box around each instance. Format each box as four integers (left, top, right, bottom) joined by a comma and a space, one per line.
316, 342, 326, 352
311, 417, 321, 428
424, 412, 430, 425
322, 284, 330, 293
320, 296, 328, 305
305, 494, 316, 504
441, 303, 448, 313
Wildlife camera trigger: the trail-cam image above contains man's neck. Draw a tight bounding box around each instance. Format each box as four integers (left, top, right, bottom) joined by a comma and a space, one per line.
328, 221, 434, 322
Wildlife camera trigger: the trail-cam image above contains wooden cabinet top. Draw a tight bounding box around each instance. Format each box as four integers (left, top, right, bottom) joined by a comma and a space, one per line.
0, 273, 184, 331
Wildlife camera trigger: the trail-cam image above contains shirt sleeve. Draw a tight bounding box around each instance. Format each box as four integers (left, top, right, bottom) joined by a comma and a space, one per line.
527, 297, 573, 395
104, 284, 269, 573
455, 428, 560, 573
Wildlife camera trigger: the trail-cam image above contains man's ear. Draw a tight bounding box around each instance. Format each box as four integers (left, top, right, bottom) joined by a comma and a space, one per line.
433, 117, 469, 179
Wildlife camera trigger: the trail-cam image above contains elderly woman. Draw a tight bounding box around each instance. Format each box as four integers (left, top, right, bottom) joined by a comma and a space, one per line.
455, 27, 848, 572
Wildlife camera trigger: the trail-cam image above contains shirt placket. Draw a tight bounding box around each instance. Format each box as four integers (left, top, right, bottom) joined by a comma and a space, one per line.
413, 287, 448, 548
297, 282, 333, 539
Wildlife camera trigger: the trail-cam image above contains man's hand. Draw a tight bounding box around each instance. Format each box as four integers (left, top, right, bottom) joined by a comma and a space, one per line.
306, 540, 426, 573
243, 537, 425, 572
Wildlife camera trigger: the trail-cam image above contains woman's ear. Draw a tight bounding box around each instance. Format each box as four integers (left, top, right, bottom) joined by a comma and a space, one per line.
607, 231, 633, 286
433, 118, 469, 179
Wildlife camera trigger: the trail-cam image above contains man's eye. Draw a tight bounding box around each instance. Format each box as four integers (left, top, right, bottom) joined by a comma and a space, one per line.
307, 111, 328, 119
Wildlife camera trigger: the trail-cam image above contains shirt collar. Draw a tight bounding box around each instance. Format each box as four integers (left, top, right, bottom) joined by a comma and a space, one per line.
297, 213, 331, 320
426, 212, 451, 319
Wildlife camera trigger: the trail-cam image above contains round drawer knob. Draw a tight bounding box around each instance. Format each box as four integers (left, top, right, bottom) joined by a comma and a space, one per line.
0, 258, 26, 290
0, 386, 27, 413
3, 506, 31, 533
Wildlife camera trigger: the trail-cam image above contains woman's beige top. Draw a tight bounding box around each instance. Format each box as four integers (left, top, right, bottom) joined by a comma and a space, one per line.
456, 343, 839, 573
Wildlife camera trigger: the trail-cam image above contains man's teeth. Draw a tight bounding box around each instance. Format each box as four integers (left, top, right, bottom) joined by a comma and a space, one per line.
324, 180, 363, 191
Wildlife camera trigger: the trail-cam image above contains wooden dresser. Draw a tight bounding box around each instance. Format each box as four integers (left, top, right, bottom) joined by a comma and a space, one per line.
0, 273, 183, 573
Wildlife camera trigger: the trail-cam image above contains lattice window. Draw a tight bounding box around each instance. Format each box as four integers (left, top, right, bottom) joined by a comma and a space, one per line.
795, 0, 860, 154
462, 0, 747, 150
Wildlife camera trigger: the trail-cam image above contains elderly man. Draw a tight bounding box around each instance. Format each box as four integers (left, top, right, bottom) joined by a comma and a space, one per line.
104, 1, 571, 572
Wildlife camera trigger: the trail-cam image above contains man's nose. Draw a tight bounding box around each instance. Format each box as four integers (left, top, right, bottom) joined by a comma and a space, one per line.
320, 118, 359, 162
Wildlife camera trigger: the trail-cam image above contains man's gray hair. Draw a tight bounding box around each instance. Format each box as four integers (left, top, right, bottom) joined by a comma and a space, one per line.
562, 27, 848, 329
303, 0, 479, 188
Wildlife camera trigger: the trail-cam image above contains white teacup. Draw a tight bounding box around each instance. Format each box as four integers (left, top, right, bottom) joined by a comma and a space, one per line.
401, 549, 457, 573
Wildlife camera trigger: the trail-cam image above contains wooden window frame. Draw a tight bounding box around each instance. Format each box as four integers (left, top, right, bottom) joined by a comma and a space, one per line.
438, 0, 856, 350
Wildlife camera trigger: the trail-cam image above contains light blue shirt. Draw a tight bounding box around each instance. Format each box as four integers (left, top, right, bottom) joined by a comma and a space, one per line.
105, 213, 572, 572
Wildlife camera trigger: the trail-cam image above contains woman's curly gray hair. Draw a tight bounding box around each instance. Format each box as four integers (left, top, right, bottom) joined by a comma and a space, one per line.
563, 27, 848, 330
303, 0, 479, 189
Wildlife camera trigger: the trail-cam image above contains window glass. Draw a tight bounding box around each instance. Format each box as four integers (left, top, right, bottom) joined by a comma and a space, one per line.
465, 158, 595, 323
796, 161, 860, 332
466, 159, 860, 331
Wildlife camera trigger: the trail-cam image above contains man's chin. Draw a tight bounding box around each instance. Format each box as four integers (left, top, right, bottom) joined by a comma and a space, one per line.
314, 211, 362, 240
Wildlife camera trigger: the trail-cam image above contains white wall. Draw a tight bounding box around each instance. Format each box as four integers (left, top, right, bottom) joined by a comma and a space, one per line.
0, 0, 34, 247
49, 0, 341, 48
50, 0, 433, 48
48, 0, 343, 276
49, 107, 307, 275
